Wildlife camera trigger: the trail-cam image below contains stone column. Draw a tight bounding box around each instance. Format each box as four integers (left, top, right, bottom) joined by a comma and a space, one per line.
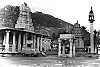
58, 38, 61, 57
63, 45, 65, 55
31, 35, 34, 49
73, 41, 75, 57
25, 33, 28, 49
40, 36, 43, 51
90, 23, 94, 53
12, 32, 16, 53
33, 35, 36, 48
37, 36, 40, 50
18, 34, 21, 52
69, 39, 73, 57
3, 33, 6, 46
23, 33, 26, 48
5, 31, 10, 53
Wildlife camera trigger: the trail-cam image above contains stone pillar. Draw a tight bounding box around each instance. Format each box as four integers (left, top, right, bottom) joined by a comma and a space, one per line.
63, 45, 65, 55
25, 33, 28, 49
12, 32, 16, 53
33, 35, 36, 48
90, 23, 94, 53
40, 36, 43, 51
31, 35, 34, 49
37, 36, 40, 50
3, 33, 6, 46
73, 41, 75, 57
23, 33, 26, 48
58, 38, 61, 57
18, 34, 21, 52
5, 31, 10, 53
69, 39, 73, 57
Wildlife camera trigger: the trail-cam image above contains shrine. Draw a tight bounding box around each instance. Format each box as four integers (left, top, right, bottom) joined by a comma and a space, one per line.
58, 34, 75, 57
0, 3, 51, 56
58, 21, 84, 57
72, 21, 85, 57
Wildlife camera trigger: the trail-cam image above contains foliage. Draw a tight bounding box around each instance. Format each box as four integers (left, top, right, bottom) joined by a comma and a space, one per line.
81, 26, 90, 46
0, 5, 19, 28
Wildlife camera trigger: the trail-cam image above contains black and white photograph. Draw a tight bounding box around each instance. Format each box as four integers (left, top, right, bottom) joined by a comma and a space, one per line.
0, 0, 100, 67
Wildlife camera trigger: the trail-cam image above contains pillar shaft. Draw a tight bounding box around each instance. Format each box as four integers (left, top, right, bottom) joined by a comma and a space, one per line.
12, 32, 16, 52
40, 36, 43, 51
5, 31, 10, 53
73, 41, 75, 57
58, 39, 61, 56
25, 33, 28, 49
90, 23, 94, 53
23, 33, 26, 48
3, 33, 6, 45
63, 45, 65, 55
18, 34, 21, 52
31, 35, 34, 49
69, 39, 73, 57
37, 36, 40, 50
34, 35, 36, 48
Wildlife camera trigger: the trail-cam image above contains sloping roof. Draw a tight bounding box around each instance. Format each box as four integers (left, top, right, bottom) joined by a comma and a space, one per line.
0, 27, 49, 37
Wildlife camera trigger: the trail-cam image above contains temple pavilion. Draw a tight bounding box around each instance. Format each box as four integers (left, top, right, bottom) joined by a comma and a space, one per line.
0, 3, 51, 55
58, 21, 84, 57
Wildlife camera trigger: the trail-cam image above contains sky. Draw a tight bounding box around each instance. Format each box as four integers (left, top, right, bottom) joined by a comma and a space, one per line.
0, 0, 100, 31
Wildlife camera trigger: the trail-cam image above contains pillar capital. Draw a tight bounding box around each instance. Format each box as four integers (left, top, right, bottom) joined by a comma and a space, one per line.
58, 38, 61, 43
41, 36, 43, 38
5, 30, 10, 33
69, 39, 73, 42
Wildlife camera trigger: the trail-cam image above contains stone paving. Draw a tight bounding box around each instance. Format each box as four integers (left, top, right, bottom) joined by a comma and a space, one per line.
0, 56, 99, 67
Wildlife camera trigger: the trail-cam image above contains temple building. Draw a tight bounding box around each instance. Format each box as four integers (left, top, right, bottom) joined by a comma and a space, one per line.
0, 3, 51, 55
58, 21, 84, 57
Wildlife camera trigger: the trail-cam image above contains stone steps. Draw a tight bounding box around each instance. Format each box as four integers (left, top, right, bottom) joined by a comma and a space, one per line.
46, 50, 58, 56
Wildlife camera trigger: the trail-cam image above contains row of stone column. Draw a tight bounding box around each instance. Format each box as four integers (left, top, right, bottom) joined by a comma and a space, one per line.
17, 33, 43, 52
2, 31, 44, 53
3, 31, 21, 53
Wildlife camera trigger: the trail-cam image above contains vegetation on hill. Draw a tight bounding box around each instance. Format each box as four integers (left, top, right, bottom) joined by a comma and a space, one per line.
31, 11, 74, 40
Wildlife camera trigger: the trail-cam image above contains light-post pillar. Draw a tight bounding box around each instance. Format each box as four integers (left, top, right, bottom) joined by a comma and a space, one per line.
90, 23, 94, 53
88, 7, 95, 53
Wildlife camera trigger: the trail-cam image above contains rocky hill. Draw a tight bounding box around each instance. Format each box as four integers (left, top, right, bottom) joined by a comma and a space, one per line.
31, 11, 74, 40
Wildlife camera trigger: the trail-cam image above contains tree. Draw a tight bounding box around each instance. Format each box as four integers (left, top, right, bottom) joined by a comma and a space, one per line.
0, 5, 19, 28
81, 26, 90, 46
